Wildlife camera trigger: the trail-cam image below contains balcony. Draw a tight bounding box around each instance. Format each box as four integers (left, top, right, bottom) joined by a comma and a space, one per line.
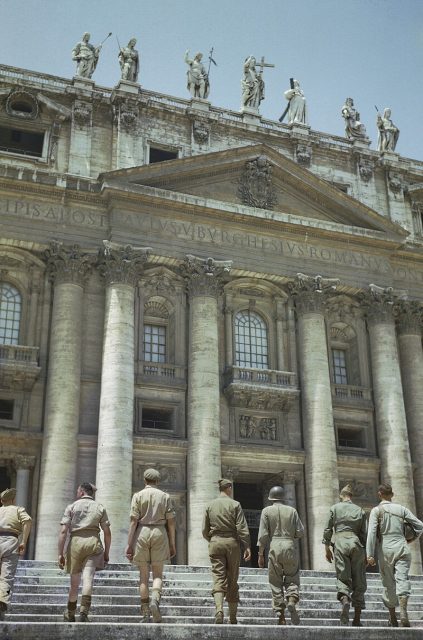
223, 366, 299, 410
0, 344, 41, 391
331, 384, 373, 408
136, 361, 186, 388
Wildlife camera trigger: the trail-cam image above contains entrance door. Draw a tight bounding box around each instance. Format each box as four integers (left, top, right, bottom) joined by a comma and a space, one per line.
0, 466, 11, 492
233, 482, 263, 567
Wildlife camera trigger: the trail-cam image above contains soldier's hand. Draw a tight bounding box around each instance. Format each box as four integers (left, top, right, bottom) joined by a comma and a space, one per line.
243, 547, 251, 562
103, 551, 109, 564
18, 543, 26, 556
258, 553, 265, 569
58, 554, 65, 569
367, 556, 376, 567
169, 543, 176, 559
125, 545, 134, 561
325, 546, 333, 563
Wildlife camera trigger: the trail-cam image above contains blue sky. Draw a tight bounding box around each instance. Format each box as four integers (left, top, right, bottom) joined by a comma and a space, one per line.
1, 0, 423, 160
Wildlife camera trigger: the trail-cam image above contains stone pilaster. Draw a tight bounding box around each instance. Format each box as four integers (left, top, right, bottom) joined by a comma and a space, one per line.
362, 287, 421, 572
181, 255, 232, 564
95, 242, 151, 561
396, 300, 423, 561
14, 455, 35, 509
36, 243, 92, 560
289, 274, 339, 570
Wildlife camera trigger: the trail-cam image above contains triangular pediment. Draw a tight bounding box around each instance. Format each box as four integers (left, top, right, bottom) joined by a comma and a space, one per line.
100, 144, 407, 239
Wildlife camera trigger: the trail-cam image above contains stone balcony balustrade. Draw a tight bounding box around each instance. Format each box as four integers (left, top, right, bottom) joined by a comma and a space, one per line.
223, 365, 299, 410
331, 383, 373, 408
136, 361, 186, 388
0, 344, 41, 391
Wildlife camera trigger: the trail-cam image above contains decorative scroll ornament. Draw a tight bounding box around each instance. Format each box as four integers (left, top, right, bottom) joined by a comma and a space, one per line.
6, 90, 39, 119
180, 254, 232, 297
238, 155, 277, 210
358, 160, 374, 183
192, 118, 210, 145
288, 273, 340, 314
295, 143, 312, 167
113, 98, 139, 132
97, 240, 152, 286
388, 172, 403, 195
359, 283, 402, 324
72, 100, 92, 127
394, 299, 423, 335
44, 241, 94, 286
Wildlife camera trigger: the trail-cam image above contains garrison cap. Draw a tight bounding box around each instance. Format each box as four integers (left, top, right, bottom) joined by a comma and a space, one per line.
1, 488, 16, 503
340, 483, 354, 498
218, 478, 232, 490
144, 468, 161, 482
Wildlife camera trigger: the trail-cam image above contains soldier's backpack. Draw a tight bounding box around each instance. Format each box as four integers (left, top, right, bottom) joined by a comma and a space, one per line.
376, 505, 418, 543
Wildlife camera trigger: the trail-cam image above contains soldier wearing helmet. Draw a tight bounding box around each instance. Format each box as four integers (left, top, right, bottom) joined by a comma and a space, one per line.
257, 484, 304, 625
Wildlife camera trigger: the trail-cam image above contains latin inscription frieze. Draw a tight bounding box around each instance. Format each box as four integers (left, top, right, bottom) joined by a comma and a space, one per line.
0, 198, 106, 228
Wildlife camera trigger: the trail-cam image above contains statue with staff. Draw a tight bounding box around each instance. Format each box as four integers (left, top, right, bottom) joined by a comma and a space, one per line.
117, 37, 139, 83
184, 47, 216, 99
375, 106, 399, 152
242, 55, 274, 110
72, 32, 112, 79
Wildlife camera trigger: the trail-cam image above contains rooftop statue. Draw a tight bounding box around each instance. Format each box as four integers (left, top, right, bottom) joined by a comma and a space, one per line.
283, 79, 307, 125
184, 50, 209, 99
119, 38, 139, 83
241, 56, 266, 110
377, 108, 400, 152
341, 98, 367, 140
72, 32, 101, 79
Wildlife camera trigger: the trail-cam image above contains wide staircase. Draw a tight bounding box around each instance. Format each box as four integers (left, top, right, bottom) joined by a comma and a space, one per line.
1, 561, 423, 639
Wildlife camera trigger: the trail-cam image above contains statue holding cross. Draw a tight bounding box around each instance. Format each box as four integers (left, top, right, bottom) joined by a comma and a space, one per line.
241, 55, 274, 111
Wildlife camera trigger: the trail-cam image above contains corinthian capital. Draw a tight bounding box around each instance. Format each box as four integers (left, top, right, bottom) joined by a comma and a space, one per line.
359, 283, 400, 325
180, 254, 232, 298
288, 273, 339, 314
44, 241, 94, 286
97, 240, 152, 286
14, 454, 36, 470
395, 300, 423, 335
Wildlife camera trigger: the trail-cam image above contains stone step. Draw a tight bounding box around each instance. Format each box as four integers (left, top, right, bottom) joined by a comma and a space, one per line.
2, 622, 423, 639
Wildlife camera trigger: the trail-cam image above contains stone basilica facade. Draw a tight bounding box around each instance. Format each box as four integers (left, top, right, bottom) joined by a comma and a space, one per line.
0, 64, 423, 573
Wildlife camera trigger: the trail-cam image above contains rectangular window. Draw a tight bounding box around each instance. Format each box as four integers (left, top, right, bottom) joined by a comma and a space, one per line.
0, 399, 14, 421
0, 126, 44, 157
332, 348, 348, 384
337, 427, 365, 449
149, 147, 178, 164
143, 324, 166, 362
141, 408, 172, 430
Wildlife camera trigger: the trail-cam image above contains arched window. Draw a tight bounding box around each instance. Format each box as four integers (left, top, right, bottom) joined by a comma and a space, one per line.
0, 283, 21, 345
234, 310, 268, 369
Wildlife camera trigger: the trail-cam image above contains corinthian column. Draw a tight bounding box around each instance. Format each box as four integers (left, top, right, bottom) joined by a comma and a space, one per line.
36, 243, 92, 560
181, 255, 232, 564
362, 286, 421, 573
289, 274, 339, 570
396, 301, 423, 562
95, 242, 151, 561
14, 455, 35, 509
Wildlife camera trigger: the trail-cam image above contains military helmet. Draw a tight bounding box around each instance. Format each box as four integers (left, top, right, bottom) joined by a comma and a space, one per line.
268, 485, 284, 501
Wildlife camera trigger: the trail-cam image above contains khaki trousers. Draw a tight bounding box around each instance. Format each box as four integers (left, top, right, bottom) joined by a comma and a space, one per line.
0, 536, 19, 606
268, 537, 300, 613
209, 536, 240, 602
333, 533, 366, 608
378, 536, 411, 608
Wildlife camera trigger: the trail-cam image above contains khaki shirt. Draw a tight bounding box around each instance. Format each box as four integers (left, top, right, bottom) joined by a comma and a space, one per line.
323, 500, 367, 547
258, 503, 304, 548
366, 500, 423, 558
0, 504, 32, 535
60, 496, 109, 534
202, 495, 250, 550
130, 486, 175, 525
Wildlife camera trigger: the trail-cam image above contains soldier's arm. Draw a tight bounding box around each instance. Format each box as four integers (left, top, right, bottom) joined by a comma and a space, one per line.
202, 508, 211, 541
322, 507, 334, 546
166, 515, 176, 558
257, 511, 269, 551
235, 504, 251, 550
294, 511, 305, 539
359, 509, 368, 546
18, 520, 32, 556
125, 517, 138, 561
101, 522, 111, 563
366, 507, 378, 562
58, 523, 69, 568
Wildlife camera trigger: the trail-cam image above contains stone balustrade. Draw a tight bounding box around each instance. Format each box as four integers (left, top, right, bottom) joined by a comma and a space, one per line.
225, 366, 298, 389
0, 344, 41, 391
331, 383, 373, 406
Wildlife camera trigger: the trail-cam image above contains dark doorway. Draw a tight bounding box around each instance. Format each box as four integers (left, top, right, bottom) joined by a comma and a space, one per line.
233, 482, 263, 567
0, 466, 11, 493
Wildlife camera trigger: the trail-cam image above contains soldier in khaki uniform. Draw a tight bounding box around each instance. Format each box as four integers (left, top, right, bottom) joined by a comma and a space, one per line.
323, 483, 367, 626
58, 482, 111, 623
126, 468, 176, 623
202, 478, 251, 624
367, 483, 423, 627
0, 488, 32, 620
258, 486, 304, 626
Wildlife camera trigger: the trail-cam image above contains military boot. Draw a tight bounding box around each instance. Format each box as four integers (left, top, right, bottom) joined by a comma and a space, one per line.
0, 601, 7, 622
352, 606, 362, 627
63, 600, 77, 622
150, 588, 162, 623
79, 595, 92, 622
140, 598, 150, 623
287, 597, 300, 625
399, 596, 410, 627
388, 607, 399, 627
277, 607, 287, 625
340, 595, 350, 625
213, 592, 224, 624
228, 601, 238, 624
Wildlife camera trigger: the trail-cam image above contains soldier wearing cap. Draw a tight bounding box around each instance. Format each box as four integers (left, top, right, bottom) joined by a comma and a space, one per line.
126, 468, 176, 623
202, 478, 251, 624
323, 483, 367, 627
58, 482, 111, 623
0, 488, 32, 620
257, 485, 304, 625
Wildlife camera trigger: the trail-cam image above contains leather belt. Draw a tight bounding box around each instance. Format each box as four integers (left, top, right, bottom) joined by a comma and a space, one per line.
0, 531, 19, 538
